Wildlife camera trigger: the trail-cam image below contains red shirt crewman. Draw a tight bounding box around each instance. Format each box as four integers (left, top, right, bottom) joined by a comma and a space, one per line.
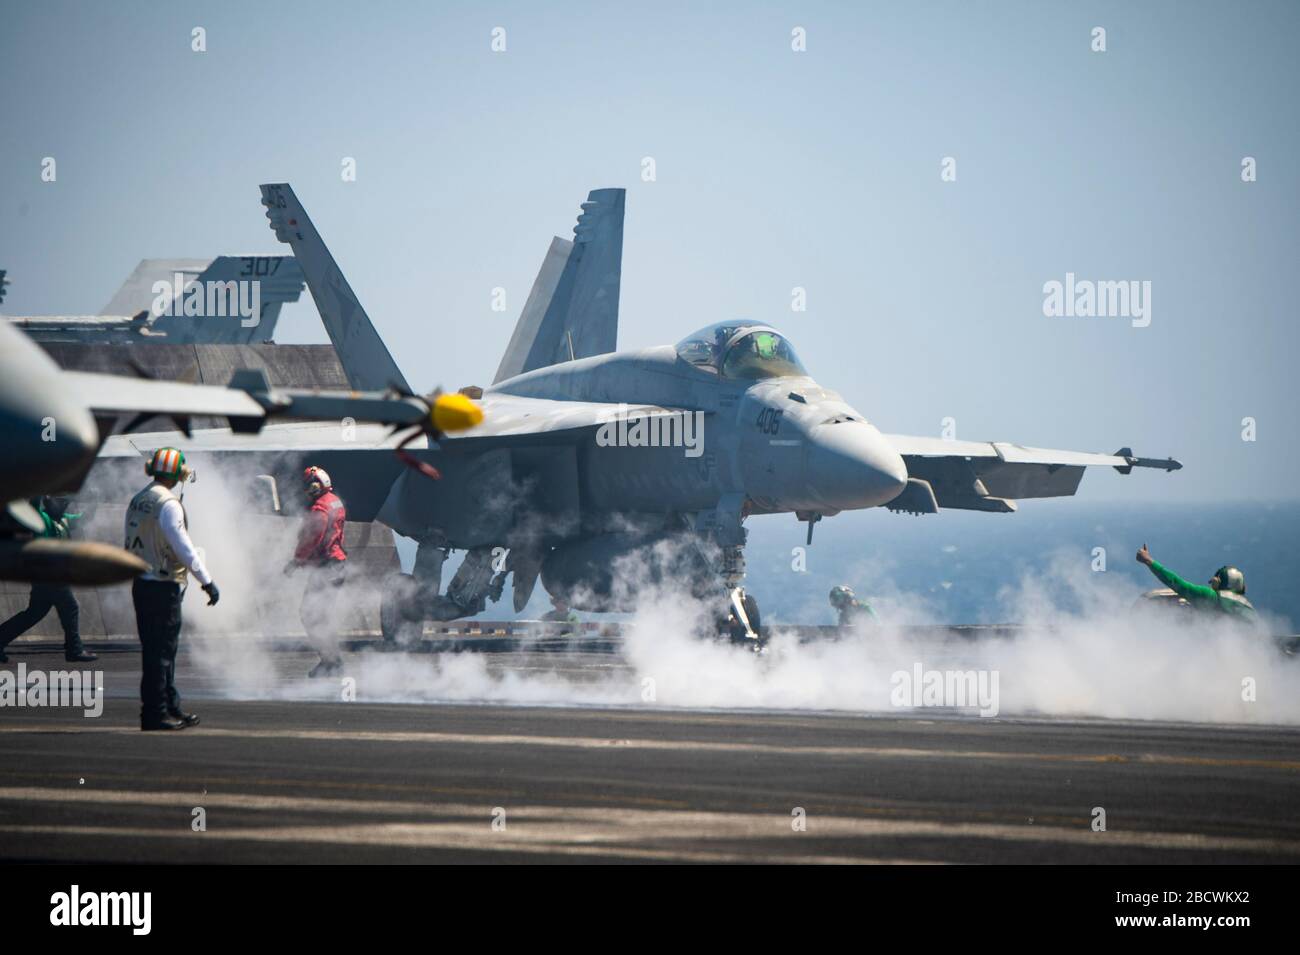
293, 466, 348, 677
295, 465, 348, 565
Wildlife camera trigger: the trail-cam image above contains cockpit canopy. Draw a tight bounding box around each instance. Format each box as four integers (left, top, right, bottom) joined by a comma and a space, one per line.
674, 322, 808, 380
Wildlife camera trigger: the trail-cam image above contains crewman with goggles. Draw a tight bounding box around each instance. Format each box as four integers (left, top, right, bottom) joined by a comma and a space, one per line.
124, 447, 219, 731
291, 465, 349, 677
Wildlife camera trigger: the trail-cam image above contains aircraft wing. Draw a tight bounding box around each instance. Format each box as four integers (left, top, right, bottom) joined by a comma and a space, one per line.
446, 392, 696, 444
64, 370, 268, 419
882, 433, 1182, 514
92, 392, 698, 456
63, 369, 432, 435
88, 391, 702, 522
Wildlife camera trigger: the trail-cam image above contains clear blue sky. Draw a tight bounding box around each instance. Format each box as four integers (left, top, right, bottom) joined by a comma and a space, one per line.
3, 0, 1296, 501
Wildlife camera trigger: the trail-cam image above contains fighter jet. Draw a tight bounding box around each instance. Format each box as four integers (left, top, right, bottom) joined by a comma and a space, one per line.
0, 318, 479, 585
95, 184, 1179, 641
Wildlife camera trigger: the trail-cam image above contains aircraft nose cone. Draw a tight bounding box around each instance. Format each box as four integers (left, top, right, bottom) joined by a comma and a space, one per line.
805, 422, 908, 511
1, 398, 98, 502
0, 325, 100, 501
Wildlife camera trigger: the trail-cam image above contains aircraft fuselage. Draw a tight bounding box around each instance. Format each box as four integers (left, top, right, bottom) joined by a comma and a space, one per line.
488, 345, 908, 525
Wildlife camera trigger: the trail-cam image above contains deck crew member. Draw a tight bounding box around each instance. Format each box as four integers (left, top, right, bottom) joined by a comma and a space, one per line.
291, 466, 349, 677
124, 448, 219, 731
0, 496, 97, 663
830, 585, 879, 627
1135, 544, 1257, 623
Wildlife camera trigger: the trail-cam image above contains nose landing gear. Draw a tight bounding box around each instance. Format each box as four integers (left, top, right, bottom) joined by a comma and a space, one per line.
714, 541, 763, 649
688, 502, 766, 650
722, 588, 763, 648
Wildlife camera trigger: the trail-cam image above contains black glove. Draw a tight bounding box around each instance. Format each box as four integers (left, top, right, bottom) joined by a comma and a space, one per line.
202, 581, 220, 606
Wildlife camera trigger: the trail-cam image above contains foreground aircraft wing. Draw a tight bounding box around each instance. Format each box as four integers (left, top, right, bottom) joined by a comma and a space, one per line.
66, 371, 266, 419
63, 369, 432, 433
882, 434, 1182, 514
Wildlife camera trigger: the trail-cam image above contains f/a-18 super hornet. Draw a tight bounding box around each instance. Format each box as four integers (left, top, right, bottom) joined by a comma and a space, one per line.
0, 318, 479, 585
97, 183, 1180, 641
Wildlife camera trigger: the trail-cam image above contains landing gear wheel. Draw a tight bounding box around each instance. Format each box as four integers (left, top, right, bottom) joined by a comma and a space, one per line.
380, 572, 424, 647
742, 593, 761, 640
720, 593, 762, 646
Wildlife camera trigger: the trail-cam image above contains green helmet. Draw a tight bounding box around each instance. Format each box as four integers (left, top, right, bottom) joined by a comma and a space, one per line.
1211, 566, 1246, 595
830, 585, 855, 608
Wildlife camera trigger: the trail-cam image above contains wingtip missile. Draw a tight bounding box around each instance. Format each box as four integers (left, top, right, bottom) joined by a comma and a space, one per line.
1113, 448, 1184, 475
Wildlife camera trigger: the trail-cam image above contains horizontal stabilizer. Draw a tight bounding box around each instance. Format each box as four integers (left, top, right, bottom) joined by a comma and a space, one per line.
101, 256, 305, 343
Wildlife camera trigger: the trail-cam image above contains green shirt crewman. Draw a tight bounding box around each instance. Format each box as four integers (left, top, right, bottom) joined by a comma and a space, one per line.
37, 498, 80, 539
0, 496, 96, 663
541, 597, 580, 625
1136, 544, 1257, 623
830, 585, 879, 627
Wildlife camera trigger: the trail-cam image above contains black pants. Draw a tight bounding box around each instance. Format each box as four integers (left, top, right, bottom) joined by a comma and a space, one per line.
132, 578, 183, 723
0, 583, 82, 654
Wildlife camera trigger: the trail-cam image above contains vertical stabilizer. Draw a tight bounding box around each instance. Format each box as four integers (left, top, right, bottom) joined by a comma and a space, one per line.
493, 237, 572, 383
259, 183, 411, 393
492, 188, 624, 384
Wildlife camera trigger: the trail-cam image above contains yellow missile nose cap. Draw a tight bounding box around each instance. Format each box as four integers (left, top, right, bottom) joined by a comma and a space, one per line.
431, 392, 484, 433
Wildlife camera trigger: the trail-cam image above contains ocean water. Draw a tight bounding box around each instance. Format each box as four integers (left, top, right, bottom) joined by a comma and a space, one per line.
744, 499, 1299, 631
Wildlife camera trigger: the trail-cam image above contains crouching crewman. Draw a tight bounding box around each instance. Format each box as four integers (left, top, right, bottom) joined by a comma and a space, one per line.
125, 448, 220, 731
830, 585, 879, 627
